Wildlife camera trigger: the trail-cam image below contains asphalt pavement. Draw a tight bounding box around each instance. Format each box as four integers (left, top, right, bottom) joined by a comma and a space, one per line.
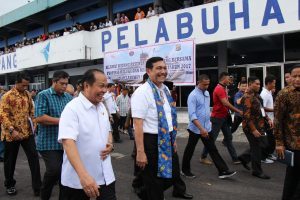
0, 126, 285, 200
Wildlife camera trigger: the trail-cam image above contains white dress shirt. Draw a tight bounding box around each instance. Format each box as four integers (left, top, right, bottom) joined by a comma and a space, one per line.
103, 92, 118, 114
260, 87, 274, 121
58, 93, 115, 189
131, 82, 173, 134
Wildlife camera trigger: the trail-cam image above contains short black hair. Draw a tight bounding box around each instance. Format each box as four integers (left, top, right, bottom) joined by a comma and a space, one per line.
290, 64, 300, 74
248, 76, 260, 85
198, 74, 210, 82
82, 69, 104, 90
122, 87, 129, 91
108, 83, 114, 88
15, 71, 30, 83
219, 72, 229, 81
146, 57, 164, 69
77, 79, 82, 85
143, 73, 149, 82
53, 71, 69, 82
265, 75, 276, 85
240, 80, 247, 85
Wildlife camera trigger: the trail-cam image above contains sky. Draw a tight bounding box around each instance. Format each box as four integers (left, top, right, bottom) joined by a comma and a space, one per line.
0, 0, 34, 16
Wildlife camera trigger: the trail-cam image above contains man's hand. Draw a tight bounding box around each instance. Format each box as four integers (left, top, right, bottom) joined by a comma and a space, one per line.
276, 145, 285, 159
200, 128, 209, 138
11, 130, 23, 140
80, 174, 100, 198
268, 120, 273, 129
252, 130, 261, 138
238, 110, 243, 116
100, 143, 113, 160
109, 116, 114, 123
173, 141, 178, 153
136, 151, 148, 170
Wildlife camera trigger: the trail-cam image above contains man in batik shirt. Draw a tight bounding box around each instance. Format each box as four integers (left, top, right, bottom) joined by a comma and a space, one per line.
238, 76, 273, 179
0, 72, 41, 196
275, 65, 300, 200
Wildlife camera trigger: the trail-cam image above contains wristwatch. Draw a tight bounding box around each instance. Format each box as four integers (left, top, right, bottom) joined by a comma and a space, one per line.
9, 127, 14, 135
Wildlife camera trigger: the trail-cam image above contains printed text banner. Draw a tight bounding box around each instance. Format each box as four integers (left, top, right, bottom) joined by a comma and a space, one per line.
104, 40, 195, 86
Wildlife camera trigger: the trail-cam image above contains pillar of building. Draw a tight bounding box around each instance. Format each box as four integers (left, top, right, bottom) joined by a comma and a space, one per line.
107, 0, 113, 22
154, 0, 163, 6
44, 66, 49, 88
4, 74, 8, 90
218, 41, 228, 75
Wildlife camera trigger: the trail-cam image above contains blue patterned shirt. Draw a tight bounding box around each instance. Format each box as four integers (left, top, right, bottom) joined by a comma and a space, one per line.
35, 87, 73, 151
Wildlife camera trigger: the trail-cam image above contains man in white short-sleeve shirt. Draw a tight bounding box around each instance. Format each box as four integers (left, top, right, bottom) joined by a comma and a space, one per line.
260, 74, 276, 162
260, 75, 276, 121
131, 57, 192, 200
58, 69, 116, 200
104, 83, 121, 142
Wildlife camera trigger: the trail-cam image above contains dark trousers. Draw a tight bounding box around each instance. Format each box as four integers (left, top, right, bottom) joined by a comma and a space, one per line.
119, 116, 126, 130
202, 117, 238, 161
231, 115, 243, 134
182, 129, 229, 174
3, 135, 41, 191
282, 150, 300, 200
111, 113, 120, 141
60, 182, 116, 200
238, 131, 263, 174
139, 133, 186, 200
261, 129, 276, 159
39, 150, 63, 200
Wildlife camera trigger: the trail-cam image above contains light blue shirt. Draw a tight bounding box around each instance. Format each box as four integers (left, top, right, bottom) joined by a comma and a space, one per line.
187, 87, 212, 134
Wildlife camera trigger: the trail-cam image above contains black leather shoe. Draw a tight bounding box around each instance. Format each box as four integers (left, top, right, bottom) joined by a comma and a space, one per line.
34, 189, 40, 197
238, 156, 250, 170
252, 173, 270, 179
173, 192, 193, 199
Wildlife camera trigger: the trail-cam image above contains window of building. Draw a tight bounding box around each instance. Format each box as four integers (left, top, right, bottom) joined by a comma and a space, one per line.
285, 32, 300, 61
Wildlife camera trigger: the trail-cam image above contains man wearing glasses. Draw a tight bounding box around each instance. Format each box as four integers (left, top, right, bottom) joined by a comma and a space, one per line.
35, 70, 73, 200
181, 74, 236, 179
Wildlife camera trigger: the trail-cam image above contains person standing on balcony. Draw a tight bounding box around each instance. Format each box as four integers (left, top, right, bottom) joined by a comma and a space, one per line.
114, 13, 122, 25
121, 13, 130, 23
135, 7, 145, 20
146, 6, 155, 18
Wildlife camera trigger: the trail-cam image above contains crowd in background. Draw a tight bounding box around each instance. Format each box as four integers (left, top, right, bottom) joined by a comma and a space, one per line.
0, 0, 216, 56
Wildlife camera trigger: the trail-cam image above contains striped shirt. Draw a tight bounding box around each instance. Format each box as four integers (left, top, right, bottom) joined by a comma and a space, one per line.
35, 87, 72, 151
116, 94, 130, 117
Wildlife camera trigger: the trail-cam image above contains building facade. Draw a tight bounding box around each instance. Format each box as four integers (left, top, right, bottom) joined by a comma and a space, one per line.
0, 0, 299, 107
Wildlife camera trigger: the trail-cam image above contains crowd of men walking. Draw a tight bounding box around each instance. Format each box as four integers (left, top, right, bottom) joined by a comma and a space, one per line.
0, 57, 298, 200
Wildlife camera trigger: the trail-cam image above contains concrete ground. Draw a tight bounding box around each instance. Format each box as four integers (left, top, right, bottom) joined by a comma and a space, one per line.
0, 124, 285, 200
